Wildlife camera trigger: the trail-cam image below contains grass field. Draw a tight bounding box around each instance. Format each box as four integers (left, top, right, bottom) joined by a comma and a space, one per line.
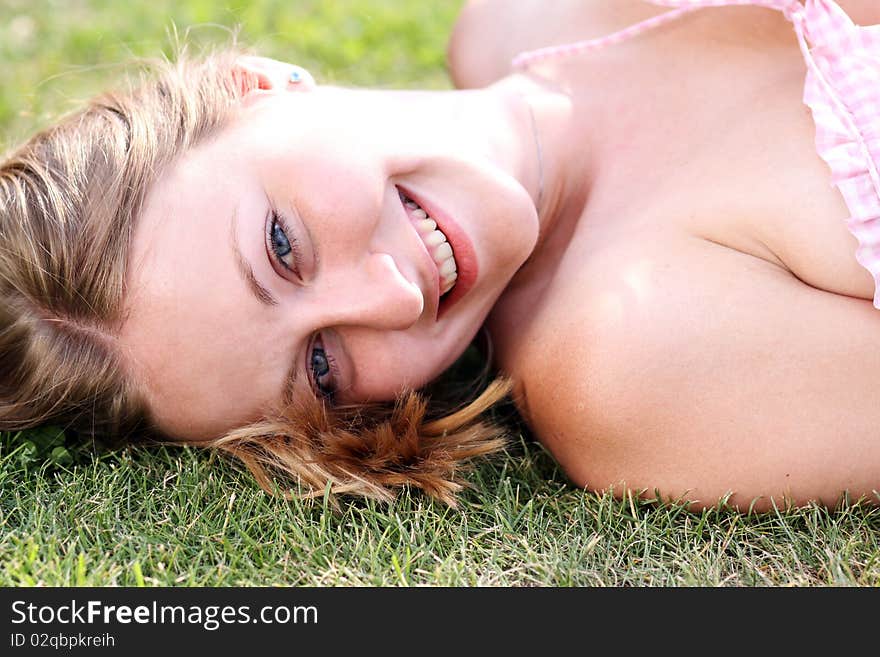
1, 0, 879, 588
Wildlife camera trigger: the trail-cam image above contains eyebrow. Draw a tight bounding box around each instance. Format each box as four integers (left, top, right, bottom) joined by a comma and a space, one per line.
229, 214, 278, 307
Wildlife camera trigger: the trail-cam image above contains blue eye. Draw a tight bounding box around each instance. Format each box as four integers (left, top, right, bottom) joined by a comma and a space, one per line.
272, 221, 291, 258
267, 211, 301, 277
310, 338, 336, 400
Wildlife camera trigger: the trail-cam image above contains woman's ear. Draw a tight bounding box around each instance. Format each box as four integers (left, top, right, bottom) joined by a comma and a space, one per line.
233, 56, 316, 105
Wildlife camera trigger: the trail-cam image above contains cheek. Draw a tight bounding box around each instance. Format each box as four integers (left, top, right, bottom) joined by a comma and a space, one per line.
477, 180, 539, 272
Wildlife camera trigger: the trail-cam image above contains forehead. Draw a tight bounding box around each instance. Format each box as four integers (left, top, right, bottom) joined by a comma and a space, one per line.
120, 125, 288, 440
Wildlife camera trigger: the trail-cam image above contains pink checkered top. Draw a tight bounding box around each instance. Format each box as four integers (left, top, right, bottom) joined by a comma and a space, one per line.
513, 0, 880, 309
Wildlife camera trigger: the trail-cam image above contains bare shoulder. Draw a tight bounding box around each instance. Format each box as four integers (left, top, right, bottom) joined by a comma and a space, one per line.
446, 0, 880, 90
446, 0, 665, 88
497, 237, 880, 511
838, 0, 880, 24
446, 0, 529, 89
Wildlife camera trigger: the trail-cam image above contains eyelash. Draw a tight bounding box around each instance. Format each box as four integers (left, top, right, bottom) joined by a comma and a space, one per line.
309, 335, 339, 402
265, 206, 338, 402
267, 208, 304, 280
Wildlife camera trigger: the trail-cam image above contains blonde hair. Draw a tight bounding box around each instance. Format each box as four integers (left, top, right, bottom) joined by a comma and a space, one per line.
0, 45, 511, 504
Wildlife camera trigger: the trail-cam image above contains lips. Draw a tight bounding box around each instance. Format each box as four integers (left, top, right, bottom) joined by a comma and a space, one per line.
396, 186, 478, 320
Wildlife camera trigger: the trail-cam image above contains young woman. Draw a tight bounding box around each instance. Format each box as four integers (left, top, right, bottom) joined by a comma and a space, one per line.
2, 0, 878, 510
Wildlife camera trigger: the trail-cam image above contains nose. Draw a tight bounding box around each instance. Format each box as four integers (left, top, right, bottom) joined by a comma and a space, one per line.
317, 252, 425, 331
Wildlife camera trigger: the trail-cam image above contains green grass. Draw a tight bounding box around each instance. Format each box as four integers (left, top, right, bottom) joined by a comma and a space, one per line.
0, 0, 455, 147
4, 436, 880, 586
2, 0, 879, 588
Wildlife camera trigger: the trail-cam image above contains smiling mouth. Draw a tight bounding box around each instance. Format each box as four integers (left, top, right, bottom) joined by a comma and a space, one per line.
398, 188, 458, 298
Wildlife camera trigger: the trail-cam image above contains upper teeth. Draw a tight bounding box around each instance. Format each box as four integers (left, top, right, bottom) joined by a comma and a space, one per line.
402, 194, 458, 296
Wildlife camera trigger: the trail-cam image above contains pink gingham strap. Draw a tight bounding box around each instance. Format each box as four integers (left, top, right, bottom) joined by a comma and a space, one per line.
513, 0, 880, 308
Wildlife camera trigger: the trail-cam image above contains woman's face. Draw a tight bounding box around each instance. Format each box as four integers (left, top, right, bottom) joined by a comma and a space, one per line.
121, 58, 539, 440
